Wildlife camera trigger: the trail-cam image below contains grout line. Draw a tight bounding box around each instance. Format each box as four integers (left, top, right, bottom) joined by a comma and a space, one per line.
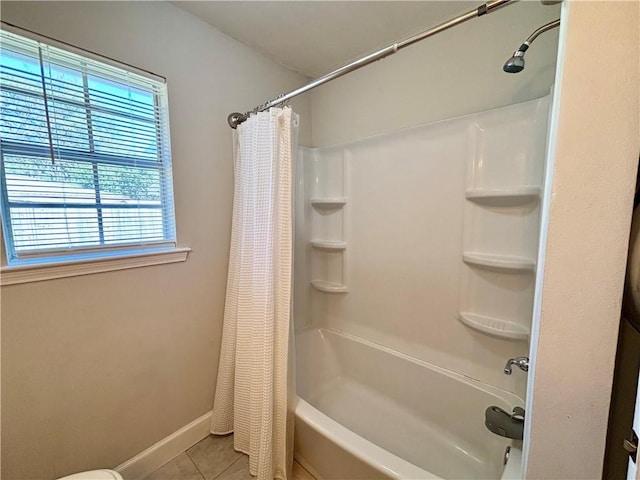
211, 455, 246, 480
184, 451, 206, 480
184, 439, 207, 480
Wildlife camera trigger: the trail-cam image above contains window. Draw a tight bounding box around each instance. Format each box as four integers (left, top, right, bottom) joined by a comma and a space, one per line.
0, 29, 177, 268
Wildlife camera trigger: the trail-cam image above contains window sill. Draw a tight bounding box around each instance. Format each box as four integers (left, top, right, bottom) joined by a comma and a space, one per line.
1, 247, 191, 286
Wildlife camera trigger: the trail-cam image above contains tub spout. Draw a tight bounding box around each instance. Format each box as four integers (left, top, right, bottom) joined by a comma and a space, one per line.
504, 356, 529, 375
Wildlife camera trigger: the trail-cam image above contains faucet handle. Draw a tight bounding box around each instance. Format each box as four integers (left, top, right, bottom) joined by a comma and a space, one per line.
504, 356, 529, 375
511, 406, 525, 421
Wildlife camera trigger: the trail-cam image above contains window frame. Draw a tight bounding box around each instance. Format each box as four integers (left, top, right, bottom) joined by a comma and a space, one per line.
0, 23, 188, 282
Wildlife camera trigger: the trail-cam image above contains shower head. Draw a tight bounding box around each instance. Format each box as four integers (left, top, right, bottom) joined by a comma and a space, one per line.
503, 18, 560, 74
503, 47, 527, 73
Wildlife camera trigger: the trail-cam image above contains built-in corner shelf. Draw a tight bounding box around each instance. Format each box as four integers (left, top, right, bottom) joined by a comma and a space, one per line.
311, 198, 347, 209
458, 312, 529, 341
311, 240, 347, 251
465, 187, 540, 206
311, 280, 348, 294
462, 252, 535, 272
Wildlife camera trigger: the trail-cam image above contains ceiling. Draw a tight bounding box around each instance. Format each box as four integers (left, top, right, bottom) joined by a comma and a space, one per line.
173, 1, 478, 78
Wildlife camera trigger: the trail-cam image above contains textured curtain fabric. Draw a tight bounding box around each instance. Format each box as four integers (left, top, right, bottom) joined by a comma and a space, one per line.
211, 107, 297, 480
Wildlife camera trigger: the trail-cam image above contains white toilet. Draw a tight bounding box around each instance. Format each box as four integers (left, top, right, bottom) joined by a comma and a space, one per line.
58, 470, 123, 480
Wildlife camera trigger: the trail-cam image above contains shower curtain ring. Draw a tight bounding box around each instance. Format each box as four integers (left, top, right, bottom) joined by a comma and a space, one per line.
274, 93, 290, 108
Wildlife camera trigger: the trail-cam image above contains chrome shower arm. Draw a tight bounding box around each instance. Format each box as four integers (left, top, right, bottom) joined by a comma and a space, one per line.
525, 18, 561, 45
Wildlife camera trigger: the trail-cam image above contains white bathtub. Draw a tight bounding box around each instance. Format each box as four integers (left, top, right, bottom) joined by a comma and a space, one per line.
294, 327, 523, 480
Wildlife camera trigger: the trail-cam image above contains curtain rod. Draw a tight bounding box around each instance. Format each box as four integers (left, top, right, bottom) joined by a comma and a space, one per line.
227, 0, 517, 129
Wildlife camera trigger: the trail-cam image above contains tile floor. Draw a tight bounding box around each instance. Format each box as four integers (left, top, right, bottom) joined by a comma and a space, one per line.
144, 434, 315, 480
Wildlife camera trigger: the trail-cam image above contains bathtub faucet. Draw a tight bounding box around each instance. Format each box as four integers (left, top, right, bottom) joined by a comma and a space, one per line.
485, 406, 525, 440
504, 356, 529, 375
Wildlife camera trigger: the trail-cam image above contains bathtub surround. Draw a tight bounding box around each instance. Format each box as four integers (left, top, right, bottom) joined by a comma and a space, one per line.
295, 97, 550, 397
211, 108, 298, 480
0, 3, 311, 479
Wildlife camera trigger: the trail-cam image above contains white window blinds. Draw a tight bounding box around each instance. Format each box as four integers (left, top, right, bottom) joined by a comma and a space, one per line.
0, 29, 176, 264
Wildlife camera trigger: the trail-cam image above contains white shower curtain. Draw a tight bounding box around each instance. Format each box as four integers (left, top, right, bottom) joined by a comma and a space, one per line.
211, 107, 297, 480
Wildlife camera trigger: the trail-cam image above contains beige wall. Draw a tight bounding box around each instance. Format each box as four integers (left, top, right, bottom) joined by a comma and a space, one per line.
309, 1, 561, 147
0, 2, 310, 479
525, 2, 640, 478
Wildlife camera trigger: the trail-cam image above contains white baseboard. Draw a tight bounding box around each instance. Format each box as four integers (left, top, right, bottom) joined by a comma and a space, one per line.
115, 411, 212, 480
